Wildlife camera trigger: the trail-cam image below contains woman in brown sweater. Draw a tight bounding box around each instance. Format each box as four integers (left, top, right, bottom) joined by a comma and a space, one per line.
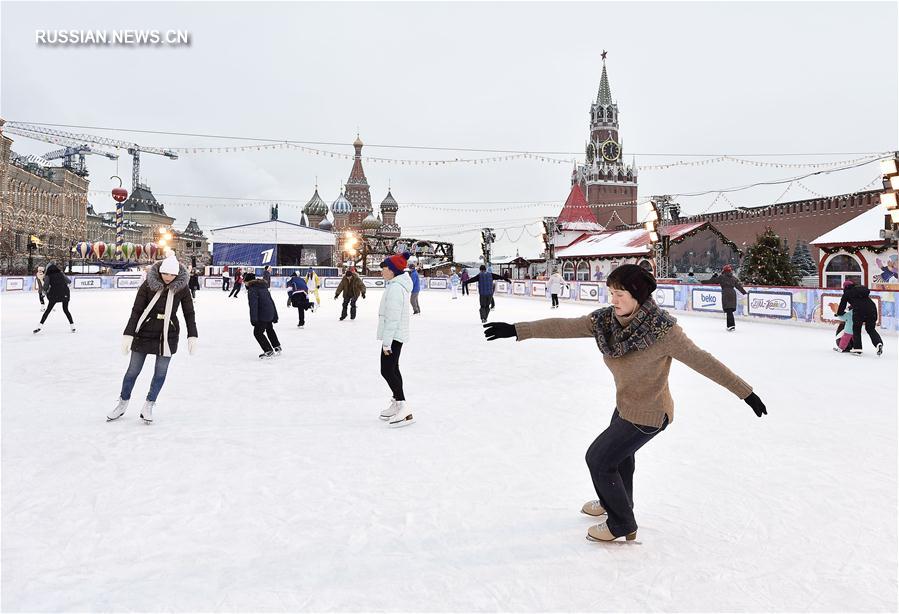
483, 264, 767, 542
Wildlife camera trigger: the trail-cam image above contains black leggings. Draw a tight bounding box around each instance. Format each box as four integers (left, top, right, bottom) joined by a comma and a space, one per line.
380, 340, 404, 401
229, 283, 242, 297
724, 308, 735, 329
461, 283, 469, 295
551, 293, 559, 307
852, 317, 883, 350
41, 299, 73, 324
253, 322, 280, 353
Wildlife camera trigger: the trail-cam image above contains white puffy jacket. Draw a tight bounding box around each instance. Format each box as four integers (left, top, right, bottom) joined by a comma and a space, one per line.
548, 273, 565, 294
377, 272, 413, 345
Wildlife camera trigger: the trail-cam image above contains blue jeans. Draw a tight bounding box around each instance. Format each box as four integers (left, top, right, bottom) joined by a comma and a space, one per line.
120, 351, 172, 402
585, 409, 668, 537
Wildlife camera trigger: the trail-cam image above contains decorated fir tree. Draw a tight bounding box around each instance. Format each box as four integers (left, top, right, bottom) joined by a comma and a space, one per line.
790, 241, 817, 277
740, 228, 800, 286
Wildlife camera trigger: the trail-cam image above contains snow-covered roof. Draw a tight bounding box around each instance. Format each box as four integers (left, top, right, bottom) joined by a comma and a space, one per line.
663, 222, 707, 241
209, 220, 336, 246
810, 204, 889, 246
555, 229, 651, 259
556, 183, 605, 232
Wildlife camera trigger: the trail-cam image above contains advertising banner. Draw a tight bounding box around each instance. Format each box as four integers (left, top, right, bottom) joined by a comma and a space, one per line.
73, 276, 103, 290
429, 278, 448, 289
691, 288, 722, 312
531, 282, 546, 297
747, 290, 793, 318
5, 277, 24, 291
204, 277, 224, 289
579, 284, 599, 301
559, 284, 571, 299
512, 282, 527, 295
495, 281, 509, 294
212, 243, 278, 267
820, 292, 882, 325
115, 276, 143, 289
653, 286, 676, 308
322, 277, 340, 289
362, 277, 386, 289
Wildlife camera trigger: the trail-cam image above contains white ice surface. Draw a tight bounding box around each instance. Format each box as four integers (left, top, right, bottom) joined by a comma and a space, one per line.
2, 288, 896, 612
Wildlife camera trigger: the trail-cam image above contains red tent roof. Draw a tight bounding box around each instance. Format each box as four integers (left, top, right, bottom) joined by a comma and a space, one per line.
557, 184, 603, 229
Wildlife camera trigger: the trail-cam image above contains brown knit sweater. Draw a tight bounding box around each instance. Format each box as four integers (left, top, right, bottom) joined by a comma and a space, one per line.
514, 315, 753, 428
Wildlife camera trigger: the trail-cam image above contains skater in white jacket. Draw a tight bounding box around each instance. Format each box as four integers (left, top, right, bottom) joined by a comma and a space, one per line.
377, 251, 414, 427
449, 267, 460, 299
548, 269, 565, 308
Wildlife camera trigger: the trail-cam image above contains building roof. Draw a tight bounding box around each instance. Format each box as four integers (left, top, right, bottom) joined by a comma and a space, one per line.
557, 183, 605, 231
380, 190, 398, 212
181, 218, 205, 237
331, 192, 353, 215
597, 58, 613, 106
209, 219, 336, 246
810, 204, 890, 246
662, 221, 706, 241
555, 228, 651, 259
123, 185, 167, 215
303, 189, 329, 216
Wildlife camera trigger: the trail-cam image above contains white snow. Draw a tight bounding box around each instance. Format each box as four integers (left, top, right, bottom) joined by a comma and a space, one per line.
2, 288, 896, 611
810, 204, 890, 246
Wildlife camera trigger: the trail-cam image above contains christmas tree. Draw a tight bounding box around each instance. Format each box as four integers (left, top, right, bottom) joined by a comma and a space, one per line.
790, 241, 817, 277
740, 228, 800, 286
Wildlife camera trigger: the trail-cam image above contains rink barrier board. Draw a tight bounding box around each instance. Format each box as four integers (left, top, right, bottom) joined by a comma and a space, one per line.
2, 275, 895, 332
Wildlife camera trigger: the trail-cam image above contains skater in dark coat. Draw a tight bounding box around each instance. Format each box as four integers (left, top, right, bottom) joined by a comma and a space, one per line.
262, 265, 272, 286
460, 269, 470, 295
718, 265, 746, 331
481, 264, 767, 542
334, 268, 366, 321
286, 271, 310, 327
33, 263, 75, 333
188, 269, 200, 299
837, 280, 884, 355
463, 265, 510, 323
245, 273, 281, 358
109, 253, 198, 424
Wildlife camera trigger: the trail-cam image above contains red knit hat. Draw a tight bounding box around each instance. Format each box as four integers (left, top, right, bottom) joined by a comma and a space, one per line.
381, 251, 411, 275
723, 264, 733, 273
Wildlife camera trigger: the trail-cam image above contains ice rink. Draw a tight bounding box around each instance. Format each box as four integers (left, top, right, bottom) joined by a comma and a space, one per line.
2, 286, 896, 612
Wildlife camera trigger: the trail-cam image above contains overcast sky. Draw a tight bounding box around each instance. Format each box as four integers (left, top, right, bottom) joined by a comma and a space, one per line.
2, 1, 897, 260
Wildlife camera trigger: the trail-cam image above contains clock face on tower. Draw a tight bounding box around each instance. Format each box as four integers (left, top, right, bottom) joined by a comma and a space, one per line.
601, 140, 620, 162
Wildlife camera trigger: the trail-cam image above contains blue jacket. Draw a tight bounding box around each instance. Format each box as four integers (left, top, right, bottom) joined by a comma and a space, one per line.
409, 269, 421, 293
246, 279, 278, 324
468, 272, 505, 296
286, 276, 308, 294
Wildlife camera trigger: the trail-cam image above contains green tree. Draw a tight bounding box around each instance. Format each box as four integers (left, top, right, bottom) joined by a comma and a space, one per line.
791, 240, 817, 277
740, 228, 800, 286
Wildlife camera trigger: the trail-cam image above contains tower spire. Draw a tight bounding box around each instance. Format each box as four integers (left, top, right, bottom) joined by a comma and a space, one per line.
597, 51, 612, 105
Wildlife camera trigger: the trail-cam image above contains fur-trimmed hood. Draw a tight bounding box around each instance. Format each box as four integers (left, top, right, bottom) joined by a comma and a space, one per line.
245, 278, 270, 289
146, 261, 189, 293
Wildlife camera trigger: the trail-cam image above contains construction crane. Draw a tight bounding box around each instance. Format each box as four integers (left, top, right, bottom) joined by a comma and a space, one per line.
41, 145, 119, 178
5, 122, 178, 191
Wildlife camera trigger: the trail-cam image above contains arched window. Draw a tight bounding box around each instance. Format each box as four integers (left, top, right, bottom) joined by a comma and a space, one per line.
562, 261, 575, 281
824, 254, 863, 288
576, 261, 590, 281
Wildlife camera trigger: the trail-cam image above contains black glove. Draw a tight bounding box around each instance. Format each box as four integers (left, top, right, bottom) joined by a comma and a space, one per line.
744, 392, 767, 417
483, 322, 517, 341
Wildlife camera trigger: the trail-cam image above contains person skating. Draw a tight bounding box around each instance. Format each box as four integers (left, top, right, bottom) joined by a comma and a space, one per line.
547, 268, 565, 309
34, 265, 46, 310
188, 269, 200, 299
245, 272, 281, 358
837, 280, 884, 355
409, 261, 422, 314
460, 269, 470, 295
108, 252, 198, 424
335, 268, 366, 321
449, 267, 460, 299
462, 265, 510, 323
718, 265, 746, 331
221, 267, 231, 292
830, 303, 856, 353
376, 251, 414, 427
228, 269, 244, 298
33, 263, 75, 333
306, 268, 321, 311
262, 265, 272, 287
286, 271, 310, 328
481, 264, 767, 542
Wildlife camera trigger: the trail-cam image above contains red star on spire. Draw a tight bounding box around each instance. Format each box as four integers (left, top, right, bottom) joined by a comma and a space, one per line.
601, 50, 607, 61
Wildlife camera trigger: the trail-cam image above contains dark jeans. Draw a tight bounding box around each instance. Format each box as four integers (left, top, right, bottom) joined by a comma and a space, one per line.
380, 340, 404, 401
296, 307, 305, 326
852, 317, 883, 350
551, 293, 559, 307
40, 299, 73, 324
222, 278, 230, 291
120, 351, 172, 402
585, 409, 668, 537
229, 283, 242, 297
341, 296, 358, 320
479, 295, 492, 321
724, 308, 735, 329
190, 288, 197, 299
253, 322, 280, 353
461, 283, 469, 295
410, 292, 421, 314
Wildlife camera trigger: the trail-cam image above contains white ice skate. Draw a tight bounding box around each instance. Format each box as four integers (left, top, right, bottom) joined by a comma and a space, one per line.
274, 346, 282, 356
580, 499, 607, 517
259, 351, 275, 359
586, 521, 636, 542
379, 398, 398, 421
107, 398, 129, 422
140, 401, 154, 424
387, 401, 414, 428
877, 343, 883, 356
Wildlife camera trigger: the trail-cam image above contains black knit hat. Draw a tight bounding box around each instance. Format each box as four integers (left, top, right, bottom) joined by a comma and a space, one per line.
607, 264, 657, 305
243, 272, 256, 282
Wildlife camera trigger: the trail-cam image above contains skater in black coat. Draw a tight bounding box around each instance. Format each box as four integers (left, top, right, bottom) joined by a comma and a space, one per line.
108, 253, 198, 424
34, 263, 75, 333
837, 280, 884, 355
286, 271, 310, 327
188, 270, 200, 298
245, 273, 281, 358
718, 265, 746, 331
